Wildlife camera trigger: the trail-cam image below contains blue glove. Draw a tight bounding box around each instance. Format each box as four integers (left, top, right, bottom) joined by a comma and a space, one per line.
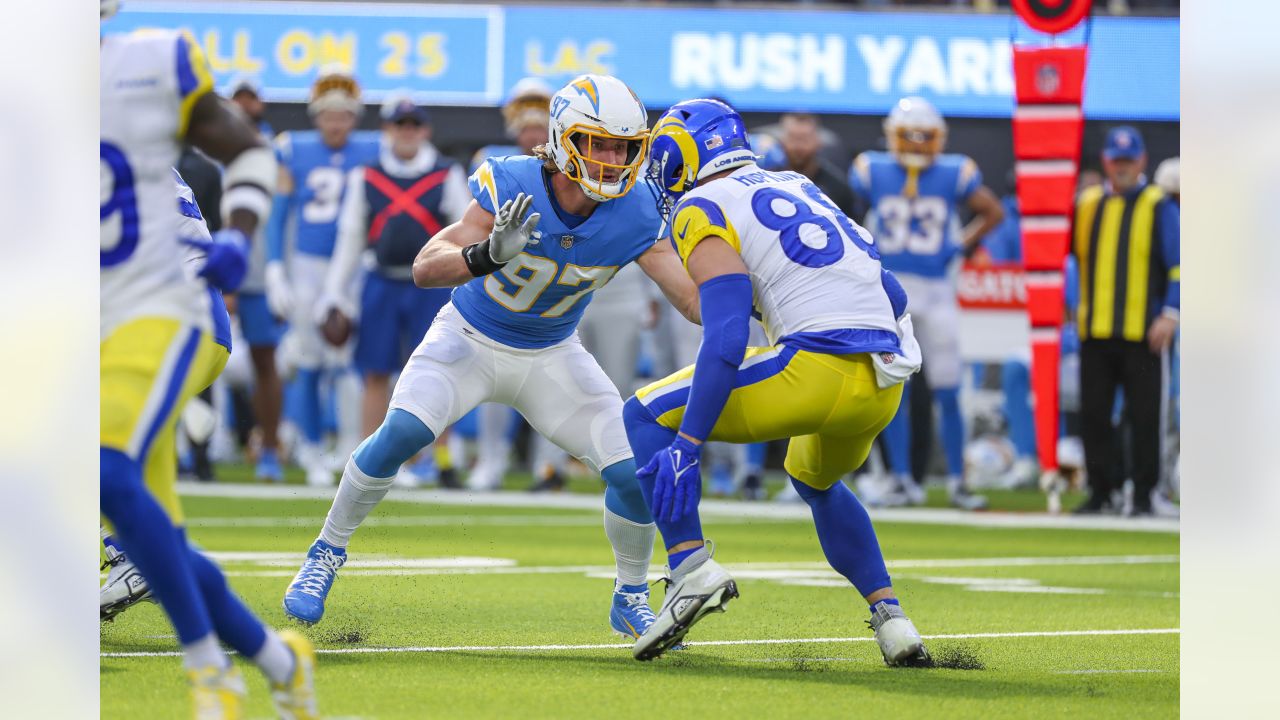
183, 229, 249, 292
639, 435, 702, 523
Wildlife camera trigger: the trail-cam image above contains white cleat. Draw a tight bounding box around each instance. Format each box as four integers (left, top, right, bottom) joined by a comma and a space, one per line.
868, 602, 931, 667
633, 556, 738, 661
100, 551, 154, 622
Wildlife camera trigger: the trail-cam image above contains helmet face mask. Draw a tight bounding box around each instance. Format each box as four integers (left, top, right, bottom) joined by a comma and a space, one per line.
547, 74, 649, 202
308, 66, 363, 119
884, 96, 946, 169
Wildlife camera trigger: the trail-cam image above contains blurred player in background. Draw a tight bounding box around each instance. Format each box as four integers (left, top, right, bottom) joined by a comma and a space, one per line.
320, 94, 469, 486
228, 74, 273, 139
266, 66, 381, 486
99, 5, 316, 714
471, 77, 554, 170
282, 75, 699, 643
849, 96, 1004, 510
626, 99, 928, 664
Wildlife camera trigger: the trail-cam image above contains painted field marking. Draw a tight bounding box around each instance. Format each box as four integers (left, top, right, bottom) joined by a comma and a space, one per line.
1052, 669, 1168, 674
101, 627, 1180, 658
178, 481, 1180, 533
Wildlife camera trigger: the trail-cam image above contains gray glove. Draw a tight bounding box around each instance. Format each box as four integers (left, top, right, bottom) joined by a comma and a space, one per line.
487, 193, 540, 264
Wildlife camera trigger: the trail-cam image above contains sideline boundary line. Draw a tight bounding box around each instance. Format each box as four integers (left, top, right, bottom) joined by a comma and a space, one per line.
177, 481, 1180, 533
102, 627, 1180, 658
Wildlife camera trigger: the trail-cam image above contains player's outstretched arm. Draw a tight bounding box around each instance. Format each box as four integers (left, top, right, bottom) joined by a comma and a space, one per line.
961, 184, 1005, 256
636, 240, 701, 325
185, 92, 276, 238
412, 200, 496, 288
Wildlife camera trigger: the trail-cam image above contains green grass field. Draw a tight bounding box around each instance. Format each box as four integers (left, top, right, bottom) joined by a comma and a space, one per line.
100, 484, 1178, 719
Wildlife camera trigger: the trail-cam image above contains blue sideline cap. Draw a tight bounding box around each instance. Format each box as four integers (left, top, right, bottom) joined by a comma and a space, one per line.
1103, 126, 1145, 160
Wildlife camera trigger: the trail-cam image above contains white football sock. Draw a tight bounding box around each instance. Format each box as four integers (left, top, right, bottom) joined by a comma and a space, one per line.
318, 458, 395, 548
603, 508, 656, 587
182, 633, 228, 671
253, 630, 295, 685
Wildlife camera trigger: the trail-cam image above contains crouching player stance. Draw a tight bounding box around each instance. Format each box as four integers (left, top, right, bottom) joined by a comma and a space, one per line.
624, 100, 930, 665
100, 12, 317, 717
282, 75, 700, 639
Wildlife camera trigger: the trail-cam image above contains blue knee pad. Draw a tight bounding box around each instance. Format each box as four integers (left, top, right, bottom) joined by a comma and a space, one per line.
622, 397, 674, 474
934, 387, 966, 476
352, 408, 436, 478
601, 459, 653, 524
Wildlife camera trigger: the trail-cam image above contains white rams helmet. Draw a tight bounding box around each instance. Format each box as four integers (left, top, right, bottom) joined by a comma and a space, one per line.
308, 64, 362, 118
884, 96, 947, 169
547, 74, 649, 202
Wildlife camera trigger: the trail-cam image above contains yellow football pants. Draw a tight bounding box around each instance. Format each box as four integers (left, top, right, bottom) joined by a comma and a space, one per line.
101, 317, 228, 525
634, 346, 903, 490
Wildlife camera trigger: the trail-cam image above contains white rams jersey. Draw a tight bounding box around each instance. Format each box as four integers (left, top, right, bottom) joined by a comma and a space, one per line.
669, 164, 897, 345
100, 29, 214, 337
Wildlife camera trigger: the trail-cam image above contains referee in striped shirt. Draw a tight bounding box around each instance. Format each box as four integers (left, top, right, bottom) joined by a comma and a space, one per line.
1071, 126, 1180, 516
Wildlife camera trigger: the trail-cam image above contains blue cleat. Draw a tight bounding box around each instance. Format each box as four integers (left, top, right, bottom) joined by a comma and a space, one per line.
256, 448, 283, 483
283, 540, 346, 625
609, 582, 657, 639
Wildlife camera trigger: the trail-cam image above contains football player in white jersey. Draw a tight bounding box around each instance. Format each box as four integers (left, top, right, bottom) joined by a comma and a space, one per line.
623, 99, 930, 665
100, 5, 317, 716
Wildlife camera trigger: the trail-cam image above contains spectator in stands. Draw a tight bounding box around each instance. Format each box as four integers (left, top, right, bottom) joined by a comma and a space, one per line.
227, 75, 273, 139
1071, 127, 1179, 516
777, 112, 857, 214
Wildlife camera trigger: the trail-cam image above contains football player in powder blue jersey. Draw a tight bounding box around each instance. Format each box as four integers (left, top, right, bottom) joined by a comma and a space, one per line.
282, 75, 699, 641
261, 66, 381, 486
850, 97, 1004, 510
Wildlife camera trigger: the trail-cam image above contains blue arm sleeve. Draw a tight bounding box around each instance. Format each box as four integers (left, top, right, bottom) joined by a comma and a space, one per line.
678, 273, 753, 443
265, 193, 290, 263
1157, 198, 1180, 311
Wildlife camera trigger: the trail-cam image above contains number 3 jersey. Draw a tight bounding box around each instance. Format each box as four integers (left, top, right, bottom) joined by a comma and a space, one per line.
669, 164, 901, 355
451, 155, 663, 349
100, 29, 214, 337
849, 151, 982, 279
274, 129, 381, 259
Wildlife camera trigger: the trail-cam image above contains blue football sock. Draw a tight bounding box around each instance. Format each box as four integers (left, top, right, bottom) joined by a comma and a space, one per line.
881, 401, 912, 477
294, 368, 324, 444
935, 387, 966, 477
618, 582, 649, 594
99, 447, 212, 644
601, 459, 654, 524
1001, 361, 1037, 458
186, 541, 267, 657
871, 597, 901, 614
789, 476, 892, 597
353, 408, 436, 478
622, 397, 704, 557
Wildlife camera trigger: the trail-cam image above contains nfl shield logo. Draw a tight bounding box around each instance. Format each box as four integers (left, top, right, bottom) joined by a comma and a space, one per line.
560, 235, 574, 249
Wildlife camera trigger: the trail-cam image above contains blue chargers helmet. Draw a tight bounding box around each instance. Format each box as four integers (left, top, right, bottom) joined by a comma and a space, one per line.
647, 99, 756, 220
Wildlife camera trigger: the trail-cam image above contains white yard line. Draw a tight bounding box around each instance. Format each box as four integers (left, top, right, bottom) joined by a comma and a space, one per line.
101, 627, 1180, 658
177, 481, 1179, 533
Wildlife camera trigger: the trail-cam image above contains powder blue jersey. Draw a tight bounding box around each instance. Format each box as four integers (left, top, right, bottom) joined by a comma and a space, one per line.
275, 130, 381, 258
451, 155, 662, 349
849, 151, 982, 278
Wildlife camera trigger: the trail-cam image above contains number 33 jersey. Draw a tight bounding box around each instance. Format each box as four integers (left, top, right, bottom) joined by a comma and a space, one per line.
849, 151, 982, 279
274, 129, 381, 258
100, 29, 214, 337
669, 164, 900, 354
